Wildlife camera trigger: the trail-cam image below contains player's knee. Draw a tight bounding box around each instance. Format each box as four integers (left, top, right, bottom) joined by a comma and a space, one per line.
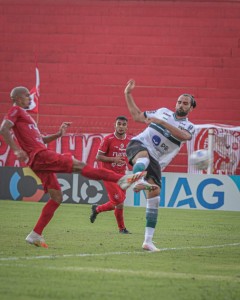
147, 196, 160, 209
147, 187, 161, 198
54, 195, 63, 204
49, 189, 63, 204
116, 203, 124, 209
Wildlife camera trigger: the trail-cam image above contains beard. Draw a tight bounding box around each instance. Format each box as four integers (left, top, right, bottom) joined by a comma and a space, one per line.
176, 109, 188, 117
117, 131, 125, 136
116, 129, 126, 136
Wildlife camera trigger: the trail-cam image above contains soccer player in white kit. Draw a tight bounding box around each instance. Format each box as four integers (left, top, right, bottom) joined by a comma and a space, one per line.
124, 79, 196, 252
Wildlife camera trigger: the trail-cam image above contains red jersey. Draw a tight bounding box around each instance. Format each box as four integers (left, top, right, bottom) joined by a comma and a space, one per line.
98, 133, 132, 174
5, 106, 46, 165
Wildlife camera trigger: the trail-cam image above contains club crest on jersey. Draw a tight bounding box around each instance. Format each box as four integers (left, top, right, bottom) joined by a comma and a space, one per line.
152, 135, 161, 146
114, 193, 120, 200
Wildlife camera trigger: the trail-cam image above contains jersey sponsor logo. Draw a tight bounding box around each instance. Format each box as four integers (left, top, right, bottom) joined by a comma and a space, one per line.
188, 125, 194, 131
146, 110, 157, 114
112, 152, 127, 157
163, 112, 171, 117
162, 129, 171, 138
160, 143, 169, 152
152, 135, 161, 146
29, 124, 38, 130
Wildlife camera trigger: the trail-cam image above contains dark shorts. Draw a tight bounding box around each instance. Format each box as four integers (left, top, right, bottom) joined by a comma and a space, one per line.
126, 140, 162, 187
30, 149, 73, 193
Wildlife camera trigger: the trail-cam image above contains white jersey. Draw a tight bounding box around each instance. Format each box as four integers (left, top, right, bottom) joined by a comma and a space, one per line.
132, 108, 195, 169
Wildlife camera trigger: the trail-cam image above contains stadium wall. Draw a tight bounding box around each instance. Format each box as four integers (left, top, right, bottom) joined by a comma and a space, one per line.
0, 0, 240, 172
1, 167, 239, 211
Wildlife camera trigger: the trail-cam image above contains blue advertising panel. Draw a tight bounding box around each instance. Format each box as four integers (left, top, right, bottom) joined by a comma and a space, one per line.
125, 173, 240, 211
0, 167, 239, 211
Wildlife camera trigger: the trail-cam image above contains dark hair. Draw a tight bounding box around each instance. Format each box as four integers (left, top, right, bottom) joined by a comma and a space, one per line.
182, 94, 197, 109
116, 116, 128, 122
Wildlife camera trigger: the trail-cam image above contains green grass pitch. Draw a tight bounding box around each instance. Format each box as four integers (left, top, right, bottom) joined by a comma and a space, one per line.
0, 200, 239, 300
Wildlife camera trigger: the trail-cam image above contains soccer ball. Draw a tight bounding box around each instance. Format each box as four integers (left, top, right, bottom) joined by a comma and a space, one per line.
189, 149, 211, 170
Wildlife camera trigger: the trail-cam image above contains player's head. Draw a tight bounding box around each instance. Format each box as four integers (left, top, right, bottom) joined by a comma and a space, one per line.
10, 86, 31, 109
115, 116, 128, 136
175, 94, 196, 117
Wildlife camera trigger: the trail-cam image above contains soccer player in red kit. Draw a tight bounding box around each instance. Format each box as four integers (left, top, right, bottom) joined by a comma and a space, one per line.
0, 87, 146, 248
90, 116, 132, 233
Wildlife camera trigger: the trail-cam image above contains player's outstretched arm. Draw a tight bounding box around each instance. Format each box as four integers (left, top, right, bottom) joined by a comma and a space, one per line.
124, 79, 146, 123
42, 122, 72, 144
146, 117, 192, 141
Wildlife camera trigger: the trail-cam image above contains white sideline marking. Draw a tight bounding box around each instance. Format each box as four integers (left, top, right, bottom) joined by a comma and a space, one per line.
0, 242, 239, 262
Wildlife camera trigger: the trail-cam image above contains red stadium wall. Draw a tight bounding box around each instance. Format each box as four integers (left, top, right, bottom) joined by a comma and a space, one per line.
1, 0, 240, 172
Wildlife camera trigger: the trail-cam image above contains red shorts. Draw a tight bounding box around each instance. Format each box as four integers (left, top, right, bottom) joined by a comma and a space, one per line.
30, 149, 73, 193
103, 181, 126, 206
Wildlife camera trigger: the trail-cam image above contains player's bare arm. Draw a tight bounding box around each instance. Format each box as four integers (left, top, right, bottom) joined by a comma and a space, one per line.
146, 117, 192, 141
124, 79, 146, 123
0, 119, 28, 161
42, 122, 72, 144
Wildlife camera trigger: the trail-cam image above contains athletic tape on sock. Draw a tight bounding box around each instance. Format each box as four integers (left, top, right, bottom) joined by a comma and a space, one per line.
136, 157, 150, 168
133, 157, 150, 173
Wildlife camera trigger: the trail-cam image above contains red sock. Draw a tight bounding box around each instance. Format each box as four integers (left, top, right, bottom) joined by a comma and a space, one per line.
97, 201, 115, 213
81, 165, 122, 182
114, 208, 125, 230
33, 199, 60, 235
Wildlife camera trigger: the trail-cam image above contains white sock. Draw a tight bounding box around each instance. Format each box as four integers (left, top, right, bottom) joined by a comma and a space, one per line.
144, 196, 160, 244
144, 227, 155, 243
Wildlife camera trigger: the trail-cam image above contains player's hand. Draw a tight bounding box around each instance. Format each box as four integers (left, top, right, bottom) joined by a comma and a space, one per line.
59, 122, 72, 136
124, 79, 135, 94
114, 156, 126, 164
14, 149, 29, 162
